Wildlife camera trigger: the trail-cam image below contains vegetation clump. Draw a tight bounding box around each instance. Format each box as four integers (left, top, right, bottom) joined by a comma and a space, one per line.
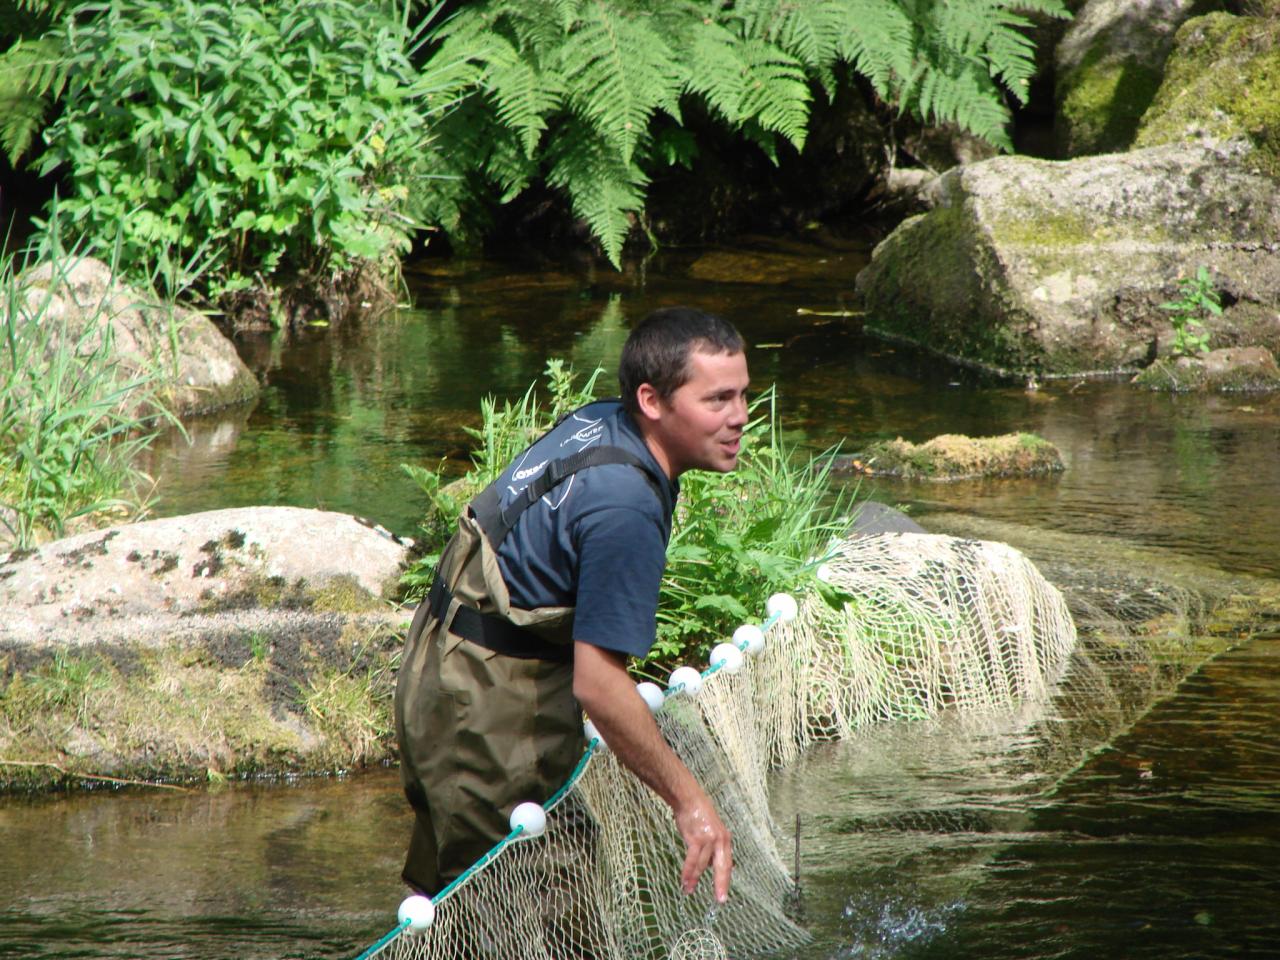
0, 620, 403, 790
29, 0, 458, 324
841, 432, 1064, 480
1, 244, 174, 550
401, 360, 852, 668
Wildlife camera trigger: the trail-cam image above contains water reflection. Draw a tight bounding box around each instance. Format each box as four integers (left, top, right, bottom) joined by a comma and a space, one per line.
0, 773, 412, 959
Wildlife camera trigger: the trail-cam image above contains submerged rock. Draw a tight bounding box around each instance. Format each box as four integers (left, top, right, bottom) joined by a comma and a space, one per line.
856, 139, 1280, 376
1133, 346, 1280, 392
835, 433, 1065, 481
17, 257, 259, 416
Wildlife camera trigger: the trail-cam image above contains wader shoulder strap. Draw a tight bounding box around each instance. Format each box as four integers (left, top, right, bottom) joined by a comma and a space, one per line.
468, 445, 671, 551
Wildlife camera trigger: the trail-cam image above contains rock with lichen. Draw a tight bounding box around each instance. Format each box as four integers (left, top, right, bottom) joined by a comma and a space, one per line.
835, 433, 1065, 481
1133, 346, 1280, 391
856, 140, 1280, 376
1134, 12, 1280, 176
1054, 0, 1207, 158
0, 506, 410, 646
17, 257, 259, 417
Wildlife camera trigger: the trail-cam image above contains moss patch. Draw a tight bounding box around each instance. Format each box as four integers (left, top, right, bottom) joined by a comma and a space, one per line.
1136, 13, 1280, 176
1058, 51, 1165, 156
0, 617, 403, 791
841, 433, 1065, 481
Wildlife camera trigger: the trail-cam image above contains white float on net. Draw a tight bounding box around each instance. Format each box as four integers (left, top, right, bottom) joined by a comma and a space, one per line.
398, 894, 436, 934
733, 623, 766, 656
668, 665, 703, 696
709, 642, 745, 674
766, 592, 798, 623
509, 801, 548, 839
635, 681, 666, 712
583, 718, 608, 752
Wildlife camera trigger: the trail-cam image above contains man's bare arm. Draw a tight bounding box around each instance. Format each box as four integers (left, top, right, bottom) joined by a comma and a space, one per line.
573, 640, 733, 902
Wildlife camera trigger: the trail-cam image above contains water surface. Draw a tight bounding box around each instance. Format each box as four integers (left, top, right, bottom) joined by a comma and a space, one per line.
8, 242, 1280, 958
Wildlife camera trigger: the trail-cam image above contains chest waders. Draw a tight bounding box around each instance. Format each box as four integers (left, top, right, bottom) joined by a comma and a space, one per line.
394, 442, 670, 895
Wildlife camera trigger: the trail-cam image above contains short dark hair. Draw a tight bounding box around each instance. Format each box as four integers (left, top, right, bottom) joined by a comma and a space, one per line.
618, 306, 744, 415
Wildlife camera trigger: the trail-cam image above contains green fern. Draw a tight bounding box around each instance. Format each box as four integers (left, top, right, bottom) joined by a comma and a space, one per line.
0, 0, 72, 166
545, 117, 650, 264
420, 0, 1067, 264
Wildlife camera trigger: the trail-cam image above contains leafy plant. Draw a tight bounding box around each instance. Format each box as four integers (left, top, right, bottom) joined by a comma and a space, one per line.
649, 386, 850, 668
1159, 265, 1221, 356
400, 363, 852, 668
34, 0, 465, 306
0, 231, 173, 548
400, 359, 603, 591
421, 0, 1070, 265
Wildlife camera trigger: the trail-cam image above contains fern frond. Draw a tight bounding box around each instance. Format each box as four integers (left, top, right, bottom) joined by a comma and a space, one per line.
0, 36, 68, 164
833, 0, 916, 101
479, 34, 565, 158
737, 39, 810, 150
728, 0, 845, 68
545, 119, 649, 267
557, 2, 683, 164
685, 19, 749, 125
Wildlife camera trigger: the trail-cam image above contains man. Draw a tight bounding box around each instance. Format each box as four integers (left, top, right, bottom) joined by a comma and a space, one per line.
394, 306, 748, 905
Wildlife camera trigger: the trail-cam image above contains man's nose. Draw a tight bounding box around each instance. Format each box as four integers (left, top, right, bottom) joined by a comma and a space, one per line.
728, 394, 748, 426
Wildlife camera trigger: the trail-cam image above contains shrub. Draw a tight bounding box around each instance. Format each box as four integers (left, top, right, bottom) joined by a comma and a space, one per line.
35, 0, 461, 311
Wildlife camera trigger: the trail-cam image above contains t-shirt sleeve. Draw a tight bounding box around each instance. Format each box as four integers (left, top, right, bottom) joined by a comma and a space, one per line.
571, 504, 667, 658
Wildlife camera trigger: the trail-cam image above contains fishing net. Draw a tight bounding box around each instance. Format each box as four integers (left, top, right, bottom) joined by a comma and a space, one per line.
365, 531, 1076, 960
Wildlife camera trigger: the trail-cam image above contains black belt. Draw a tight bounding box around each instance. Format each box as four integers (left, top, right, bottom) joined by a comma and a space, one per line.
427, 576, 573, 663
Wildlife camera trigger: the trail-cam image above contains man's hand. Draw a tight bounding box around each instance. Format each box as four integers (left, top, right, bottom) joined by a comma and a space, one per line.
674, 788, 733, 902
574, 641, 734, 902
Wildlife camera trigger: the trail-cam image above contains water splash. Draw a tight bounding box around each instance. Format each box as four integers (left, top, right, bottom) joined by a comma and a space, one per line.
835, 892, 963, 958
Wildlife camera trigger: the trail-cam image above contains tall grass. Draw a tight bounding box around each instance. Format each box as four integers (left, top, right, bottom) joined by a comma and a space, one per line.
0, 241, 173, 549
400, 363, 852, 666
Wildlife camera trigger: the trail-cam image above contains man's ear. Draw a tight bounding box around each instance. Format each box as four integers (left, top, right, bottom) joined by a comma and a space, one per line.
635, 382, 664, 423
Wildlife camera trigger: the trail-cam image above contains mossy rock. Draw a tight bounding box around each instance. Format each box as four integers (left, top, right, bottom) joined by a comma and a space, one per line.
1054, 0, 1223, 157
838, 433, 1065, 481
856, 141, 1280, 376
1135, 13, 1280, 177
1133, 346, 1280, 391
0, 615, 404, 790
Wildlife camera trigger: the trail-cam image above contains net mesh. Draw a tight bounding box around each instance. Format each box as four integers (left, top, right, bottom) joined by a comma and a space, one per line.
376, 532, 1076, 960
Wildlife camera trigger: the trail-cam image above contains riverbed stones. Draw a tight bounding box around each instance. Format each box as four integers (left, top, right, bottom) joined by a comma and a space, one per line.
856, 138, 1280, 376
17, 256, 259, 416
1054, 0, 1206, 157
1132, 346, 1280, 392
0, 506, 410, 645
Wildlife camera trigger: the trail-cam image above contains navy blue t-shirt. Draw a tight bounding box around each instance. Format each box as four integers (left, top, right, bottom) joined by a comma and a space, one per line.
494, 399, 677, 659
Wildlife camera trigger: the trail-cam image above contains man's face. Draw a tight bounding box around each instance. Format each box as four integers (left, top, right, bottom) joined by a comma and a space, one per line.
647, 348, 750, 478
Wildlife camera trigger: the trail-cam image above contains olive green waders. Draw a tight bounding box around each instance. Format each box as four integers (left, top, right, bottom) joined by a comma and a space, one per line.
394, 507, 585, 895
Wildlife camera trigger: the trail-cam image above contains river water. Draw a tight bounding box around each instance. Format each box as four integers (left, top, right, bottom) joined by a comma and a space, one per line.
3, 241, 1279, 959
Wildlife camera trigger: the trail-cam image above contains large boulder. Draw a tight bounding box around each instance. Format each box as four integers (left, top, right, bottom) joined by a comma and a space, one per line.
855, 139, 1280, 376
1134, 12, 1280, 173
0, 507, 410, 646
17, 257, 259, 416
1054, 0, 1214, 157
